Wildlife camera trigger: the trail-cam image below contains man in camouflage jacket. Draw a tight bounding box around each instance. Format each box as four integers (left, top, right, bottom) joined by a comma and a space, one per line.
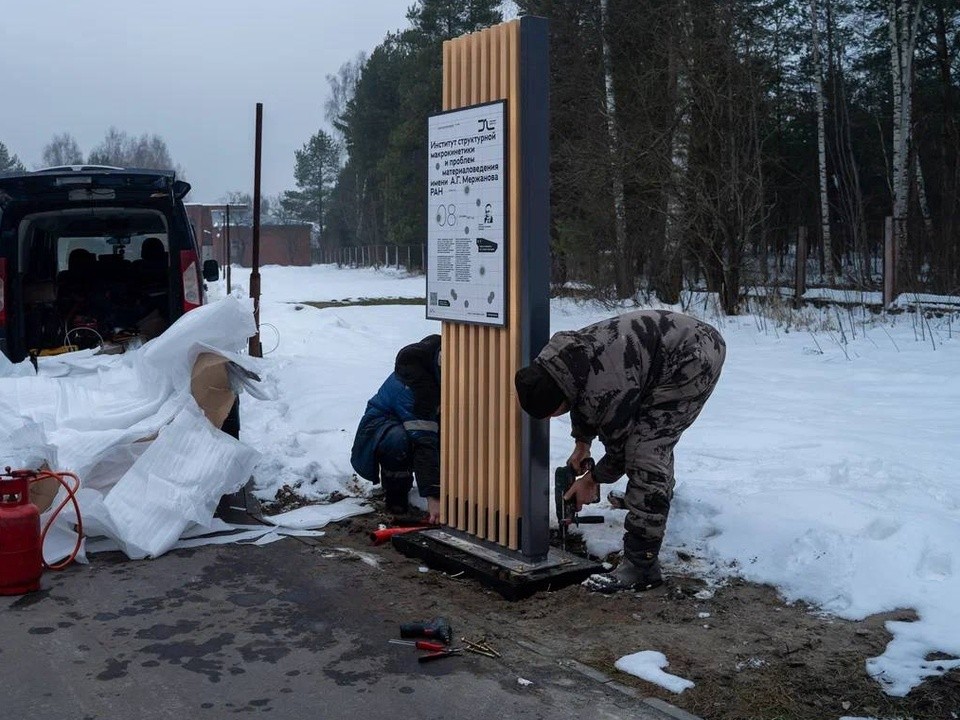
515, 310, 725, 593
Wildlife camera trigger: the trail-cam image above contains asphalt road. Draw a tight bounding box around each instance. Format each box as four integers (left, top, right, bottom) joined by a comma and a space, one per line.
1, 537, 682, 720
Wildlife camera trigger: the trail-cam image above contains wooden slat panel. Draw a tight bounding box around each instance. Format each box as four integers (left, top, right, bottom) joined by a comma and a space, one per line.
439, 39, 453, 527
456, 38, 470, 531
476, 28, 491, 540
486, 25, 502, 542
440, 20, 525, 549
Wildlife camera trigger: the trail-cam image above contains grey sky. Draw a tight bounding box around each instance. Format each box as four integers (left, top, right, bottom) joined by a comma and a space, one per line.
0, 0, 413, 202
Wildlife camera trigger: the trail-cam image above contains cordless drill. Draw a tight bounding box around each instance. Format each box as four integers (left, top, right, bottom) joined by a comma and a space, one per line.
555, 458, 604, 550
399, 617, 453, 646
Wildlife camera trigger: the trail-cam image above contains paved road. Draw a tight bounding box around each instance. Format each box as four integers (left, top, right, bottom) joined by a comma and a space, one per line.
1, 538, 683, 720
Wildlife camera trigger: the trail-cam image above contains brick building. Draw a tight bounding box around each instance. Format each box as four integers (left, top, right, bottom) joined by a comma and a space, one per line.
185, 204, 312, 267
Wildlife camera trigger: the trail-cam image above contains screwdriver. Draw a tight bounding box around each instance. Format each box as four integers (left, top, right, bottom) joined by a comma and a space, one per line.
418, 648, 462, 663
388, 639, 448, 652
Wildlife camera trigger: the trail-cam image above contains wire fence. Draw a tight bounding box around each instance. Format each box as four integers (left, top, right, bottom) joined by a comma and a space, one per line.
314, 244, 426, 274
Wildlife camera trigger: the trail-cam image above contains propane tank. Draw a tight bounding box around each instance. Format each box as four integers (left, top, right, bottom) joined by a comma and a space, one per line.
0, 471, 42, 596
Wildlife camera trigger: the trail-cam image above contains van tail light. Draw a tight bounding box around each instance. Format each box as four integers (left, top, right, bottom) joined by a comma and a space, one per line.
0, 257, 7, 327
179, 250, 202, 312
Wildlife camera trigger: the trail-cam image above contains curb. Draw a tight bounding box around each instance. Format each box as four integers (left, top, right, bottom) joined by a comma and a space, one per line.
513, 637, 705, 720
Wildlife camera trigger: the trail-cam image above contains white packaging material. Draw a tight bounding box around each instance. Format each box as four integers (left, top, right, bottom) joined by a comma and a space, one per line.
0, 297, 265, 562
263, 498, 372, 530
102, 401, 260, 559
141, 295, 256, 382
0, 422, 56, 469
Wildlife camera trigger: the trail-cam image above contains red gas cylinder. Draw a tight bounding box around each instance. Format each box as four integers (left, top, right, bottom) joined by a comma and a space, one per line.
0, 473, 42, 596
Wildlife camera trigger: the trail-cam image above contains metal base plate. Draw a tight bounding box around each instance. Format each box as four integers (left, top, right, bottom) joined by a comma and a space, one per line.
392, 527, 603, 600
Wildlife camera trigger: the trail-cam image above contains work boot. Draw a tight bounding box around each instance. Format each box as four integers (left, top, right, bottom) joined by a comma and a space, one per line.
382, 470, 414, 519
582, 558, 662, 594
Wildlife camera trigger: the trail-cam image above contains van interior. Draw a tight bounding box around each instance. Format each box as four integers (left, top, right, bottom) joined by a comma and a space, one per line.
19, 208, 172, 353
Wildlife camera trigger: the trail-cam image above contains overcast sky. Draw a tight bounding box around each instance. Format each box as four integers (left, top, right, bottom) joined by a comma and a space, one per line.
0, 1, 417, 202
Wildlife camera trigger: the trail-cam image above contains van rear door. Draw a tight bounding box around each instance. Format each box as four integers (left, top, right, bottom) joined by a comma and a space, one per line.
0, 169, 196, 362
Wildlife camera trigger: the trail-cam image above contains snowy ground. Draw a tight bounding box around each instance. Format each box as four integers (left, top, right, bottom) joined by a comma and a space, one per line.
215, 263, 959, 698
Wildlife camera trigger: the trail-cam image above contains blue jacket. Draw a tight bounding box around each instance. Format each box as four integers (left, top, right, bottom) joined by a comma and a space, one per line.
351, 336, 441, 498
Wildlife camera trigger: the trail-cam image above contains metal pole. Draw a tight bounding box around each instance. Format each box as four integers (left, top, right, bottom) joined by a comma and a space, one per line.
225, 204, 232, 294
249, 103, 264, 358
518, 16, 551, 559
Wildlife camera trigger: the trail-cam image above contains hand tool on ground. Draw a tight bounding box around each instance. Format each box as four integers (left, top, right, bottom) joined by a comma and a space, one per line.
461, 637, 500, 658
555, 458, 604, 552
418, 647, 462, 663
370, 524, 435, 546
399, 617, 453, 645
388, 639, 448, 651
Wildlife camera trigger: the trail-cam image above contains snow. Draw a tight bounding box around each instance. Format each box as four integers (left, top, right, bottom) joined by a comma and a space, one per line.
228, 264, 425, 304
220, 263, 959, 698
614, 650, 695, 694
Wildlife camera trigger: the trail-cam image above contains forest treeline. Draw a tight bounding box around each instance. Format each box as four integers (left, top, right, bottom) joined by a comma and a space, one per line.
314, 1, 959, 311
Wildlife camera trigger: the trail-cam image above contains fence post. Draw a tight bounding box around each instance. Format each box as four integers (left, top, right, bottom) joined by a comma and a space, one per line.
883, 216, 895, 307
794, 226, 807, 309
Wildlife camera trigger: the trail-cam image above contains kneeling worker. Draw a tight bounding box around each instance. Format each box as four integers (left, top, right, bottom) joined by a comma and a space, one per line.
514, 310, 725, 593
351, 335, 442, 523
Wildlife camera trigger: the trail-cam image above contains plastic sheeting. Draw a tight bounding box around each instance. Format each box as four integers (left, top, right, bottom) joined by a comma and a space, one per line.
0, 297, 266, 560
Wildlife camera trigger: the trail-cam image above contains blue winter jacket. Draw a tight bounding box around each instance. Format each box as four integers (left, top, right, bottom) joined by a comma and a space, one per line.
351, 336, 441, 498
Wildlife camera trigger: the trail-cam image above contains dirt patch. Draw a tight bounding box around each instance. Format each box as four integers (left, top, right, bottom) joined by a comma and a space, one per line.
313, 508, 960, 720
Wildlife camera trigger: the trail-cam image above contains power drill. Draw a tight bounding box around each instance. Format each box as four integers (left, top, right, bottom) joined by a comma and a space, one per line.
399, 617, 453, 646
555, 458, 604, 551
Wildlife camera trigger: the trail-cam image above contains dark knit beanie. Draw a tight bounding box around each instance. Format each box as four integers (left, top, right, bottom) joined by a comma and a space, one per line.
514, 363, 566, 419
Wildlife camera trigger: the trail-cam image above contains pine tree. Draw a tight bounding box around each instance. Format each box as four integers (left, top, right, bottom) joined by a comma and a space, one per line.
326, 0, 502, 249
0, 141, 25, 172
280, 130, 341, 230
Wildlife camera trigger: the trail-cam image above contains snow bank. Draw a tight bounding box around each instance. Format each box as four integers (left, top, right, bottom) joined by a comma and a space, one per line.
230, 265, 960, 697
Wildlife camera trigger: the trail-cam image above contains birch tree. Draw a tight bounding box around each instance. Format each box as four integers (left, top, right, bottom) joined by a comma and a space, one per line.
600, 0, 632, 298
41, 133, 83, 167
810, 0, 833, 282
887, 0, 923, 285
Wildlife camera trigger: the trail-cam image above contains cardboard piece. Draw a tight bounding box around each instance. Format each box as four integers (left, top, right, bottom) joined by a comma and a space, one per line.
28, 473, 59, 514
190, 352, 237, 429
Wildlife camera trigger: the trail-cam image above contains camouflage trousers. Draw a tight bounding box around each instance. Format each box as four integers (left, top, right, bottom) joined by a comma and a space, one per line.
622, 324, 726, 566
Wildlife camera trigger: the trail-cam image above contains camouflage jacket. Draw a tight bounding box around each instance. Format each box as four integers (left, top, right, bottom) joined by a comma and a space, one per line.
535, 310, 722, 482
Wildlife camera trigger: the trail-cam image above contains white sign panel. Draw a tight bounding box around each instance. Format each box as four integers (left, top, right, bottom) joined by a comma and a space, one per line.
426, 101, 507, 326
